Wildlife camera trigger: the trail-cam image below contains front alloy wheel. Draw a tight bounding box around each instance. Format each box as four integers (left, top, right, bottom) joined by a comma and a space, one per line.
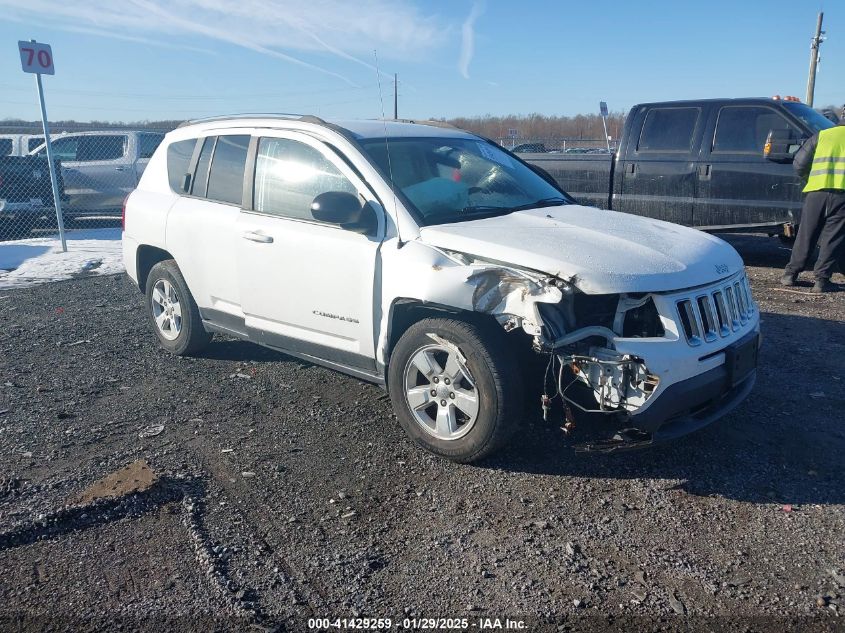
388, 317, 522, 463
404, 343, 480, 441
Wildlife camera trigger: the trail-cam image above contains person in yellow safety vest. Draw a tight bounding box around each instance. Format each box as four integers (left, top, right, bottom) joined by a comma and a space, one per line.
781, 105, 845, 293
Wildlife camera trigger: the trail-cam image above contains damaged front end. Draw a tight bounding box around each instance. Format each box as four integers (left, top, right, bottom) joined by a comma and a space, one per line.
440, 248, 666, 451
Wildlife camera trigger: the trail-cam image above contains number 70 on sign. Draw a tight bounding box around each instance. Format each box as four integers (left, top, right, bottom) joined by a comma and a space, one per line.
18, 40, 55, 75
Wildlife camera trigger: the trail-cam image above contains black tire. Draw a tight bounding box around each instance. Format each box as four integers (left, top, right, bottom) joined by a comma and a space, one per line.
145, 260, 212, 356
387, 317, 523, 463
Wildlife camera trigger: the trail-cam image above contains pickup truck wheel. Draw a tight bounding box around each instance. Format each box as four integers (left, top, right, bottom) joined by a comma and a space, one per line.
388, 318, 522, 463
145, 260, 212, 356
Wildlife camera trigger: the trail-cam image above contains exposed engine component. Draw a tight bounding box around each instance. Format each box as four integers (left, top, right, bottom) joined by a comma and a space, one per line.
558, 347, 660, 413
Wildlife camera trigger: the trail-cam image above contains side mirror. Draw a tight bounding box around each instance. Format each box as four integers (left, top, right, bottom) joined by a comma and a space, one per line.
763, 129, 797, 163
310, 191, 377, 235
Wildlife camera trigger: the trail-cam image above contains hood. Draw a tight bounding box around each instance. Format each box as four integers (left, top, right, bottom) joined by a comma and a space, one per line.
418, 205, 744, 294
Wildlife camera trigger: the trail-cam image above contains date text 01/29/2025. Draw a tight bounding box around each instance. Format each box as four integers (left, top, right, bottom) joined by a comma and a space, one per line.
307, 618, 528, 630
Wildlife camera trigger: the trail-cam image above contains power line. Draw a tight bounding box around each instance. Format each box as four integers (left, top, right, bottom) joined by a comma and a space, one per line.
0, 82, 378, 101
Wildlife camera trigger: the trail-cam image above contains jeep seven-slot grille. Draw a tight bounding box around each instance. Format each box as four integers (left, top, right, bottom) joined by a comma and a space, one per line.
676, 275, 754, 346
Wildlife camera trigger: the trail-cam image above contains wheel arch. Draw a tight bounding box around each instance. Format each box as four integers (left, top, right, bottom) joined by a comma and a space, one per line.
384, 299, 505, 371
136, 245, 174, 292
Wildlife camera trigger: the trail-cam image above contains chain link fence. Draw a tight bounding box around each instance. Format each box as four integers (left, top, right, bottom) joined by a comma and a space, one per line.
0, 123, 173, 243
495, 137, 618, 154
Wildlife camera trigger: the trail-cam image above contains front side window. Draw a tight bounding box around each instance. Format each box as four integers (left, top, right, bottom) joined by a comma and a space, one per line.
77, 135, 127, 161
206, 135, 250, 205
42, 137, 79, 161
254, 137, 357, 221
139, 133, 165, 159
28, 137, 44, 152
713, 106, 798, 153
637, 107, 700, 152
0, 139, 12, 156
358, 136, 567, 226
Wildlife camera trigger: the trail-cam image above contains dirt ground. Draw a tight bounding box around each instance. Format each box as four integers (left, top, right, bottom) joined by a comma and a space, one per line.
0, 234, 843, 633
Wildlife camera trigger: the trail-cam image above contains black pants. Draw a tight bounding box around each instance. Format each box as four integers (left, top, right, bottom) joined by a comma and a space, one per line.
785, 190, 845, 280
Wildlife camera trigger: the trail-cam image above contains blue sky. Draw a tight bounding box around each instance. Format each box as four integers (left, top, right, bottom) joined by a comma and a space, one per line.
0, 0, 842, 122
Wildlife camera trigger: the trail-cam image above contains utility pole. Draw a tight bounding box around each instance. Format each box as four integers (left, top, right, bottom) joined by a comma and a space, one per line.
806, 11, 825, 106
393, 73, 398, 119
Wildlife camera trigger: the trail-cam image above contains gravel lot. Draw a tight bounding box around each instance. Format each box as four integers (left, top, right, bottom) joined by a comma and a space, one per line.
0, 234, 843, 632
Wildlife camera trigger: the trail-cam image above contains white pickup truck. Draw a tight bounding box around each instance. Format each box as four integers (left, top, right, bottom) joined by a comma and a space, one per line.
122, 115, 760, 463
31, 130, 163, 218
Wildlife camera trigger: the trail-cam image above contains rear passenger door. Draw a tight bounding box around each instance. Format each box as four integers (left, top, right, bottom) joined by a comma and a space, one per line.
166, 133, 251, 322
614, 106, 704, 226
236, 132, 384, 372
695, 105, 803, 229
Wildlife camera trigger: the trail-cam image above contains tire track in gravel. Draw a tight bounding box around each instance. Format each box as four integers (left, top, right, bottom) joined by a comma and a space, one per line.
185, 438, 333, 617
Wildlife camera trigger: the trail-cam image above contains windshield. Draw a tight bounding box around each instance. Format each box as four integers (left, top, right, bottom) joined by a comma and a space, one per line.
358, 136, 570, 225
782, 102, 835, 134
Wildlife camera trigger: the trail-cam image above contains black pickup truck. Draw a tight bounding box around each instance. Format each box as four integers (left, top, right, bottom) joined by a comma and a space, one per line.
524, 98, 836, 235
0, 155, 65, 231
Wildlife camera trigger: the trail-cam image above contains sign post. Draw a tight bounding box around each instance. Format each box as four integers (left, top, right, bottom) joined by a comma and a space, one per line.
18, 39, 66, 251
508, 128, 518, 150
599, 101, 611, 153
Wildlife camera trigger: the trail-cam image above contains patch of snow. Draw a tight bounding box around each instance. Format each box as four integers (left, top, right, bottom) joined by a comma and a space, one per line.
0, 228, 124, 289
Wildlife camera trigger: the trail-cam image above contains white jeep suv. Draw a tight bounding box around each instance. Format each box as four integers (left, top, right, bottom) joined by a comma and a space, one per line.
122, 115, 760, 462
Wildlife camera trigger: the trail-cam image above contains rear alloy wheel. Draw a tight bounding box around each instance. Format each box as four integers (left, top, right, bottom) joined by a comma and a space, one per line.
145, 260, 211, 356
388, 317, 522, 463
151, 278, 182, 341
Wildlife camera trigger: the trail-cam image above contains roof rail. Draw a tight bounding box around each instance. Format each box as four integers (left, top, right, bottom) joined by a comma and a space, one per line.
177, 113, 327, 128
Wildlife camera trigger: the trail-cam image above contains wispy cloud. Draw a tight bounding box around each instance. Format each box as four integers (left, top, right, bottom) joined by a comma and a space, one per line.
458, 0, 484, 79
1, 0, 448, 84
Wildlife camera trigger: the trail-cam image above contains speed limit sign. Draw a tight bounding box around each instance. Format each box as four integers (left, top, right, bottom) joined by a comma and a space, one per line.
18, 40, 55, 75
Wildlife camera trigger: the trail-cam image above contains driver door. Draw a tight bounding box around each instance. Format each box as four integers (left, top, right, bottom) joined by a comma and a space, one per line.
237, 132, 384, 373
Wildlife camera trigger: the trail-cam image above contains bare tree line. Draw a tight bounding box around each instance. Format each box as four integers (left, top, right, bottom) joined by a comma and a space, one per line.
443, 112, 628, 141
3, 103, 840, 139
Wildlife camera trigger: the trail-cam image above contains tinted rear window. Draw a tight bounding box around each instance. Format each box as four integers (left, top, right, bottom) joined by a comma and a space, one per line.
0, 139, 12, 156
167, 138, 197, 193
637, 107, 700, 152
206, 135, 250, 205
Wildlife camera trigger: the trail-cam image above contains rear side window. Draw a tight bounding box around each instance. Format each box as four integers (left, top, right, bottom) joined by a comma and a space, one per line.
206, 135, 250, 205
28, 137, 44, 152
253, 137, 357, 221
0, 139, 12, 156
712, 106, 799, 153
191, 137, 215, 197
77, 135, 127, 161
167, 138, 197, 193
637, 107, 700, 152
139, 133, 165, 159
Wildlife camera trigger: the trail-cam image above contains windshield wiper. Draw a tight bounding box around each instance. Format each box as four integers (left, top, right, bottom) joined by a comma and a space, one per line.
461, 198, 568, 215
507, 197, 569, 212
460, 205, 515, 216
